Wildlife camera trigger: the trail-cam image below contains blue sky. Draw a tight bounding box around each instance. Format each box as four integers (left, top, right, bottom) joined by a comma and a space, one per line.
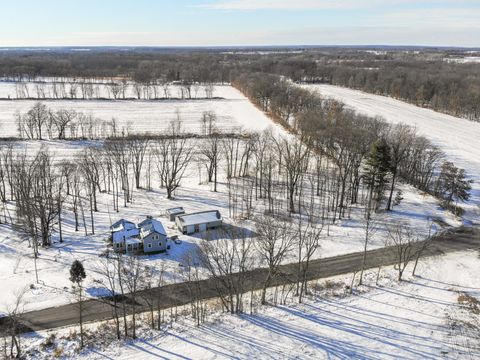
1, 0, 479, 47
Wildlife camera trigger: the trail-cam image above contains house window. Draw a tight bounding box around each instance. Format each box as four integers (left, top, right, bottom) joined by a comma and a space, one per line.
159, 242, 162, 247
147, 243, 152, 248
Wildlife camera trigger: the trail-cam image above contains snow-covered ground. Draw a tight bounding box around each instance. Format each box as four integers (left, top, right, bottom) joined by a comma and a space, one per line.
0, 131, 460, 311
0, 161, 459, 314
0, 84, 464, 314
22, 250, 480, 359
0, 85, 285, 137
302, 84, 480, 224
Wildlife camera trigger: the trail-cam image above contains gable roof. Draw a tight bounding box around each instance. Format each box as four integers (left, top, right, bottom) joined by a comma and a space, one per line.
112, 228, 140, 243
177, 210, 222, 227
111, 219, 136, 232
139, 218, 167, 238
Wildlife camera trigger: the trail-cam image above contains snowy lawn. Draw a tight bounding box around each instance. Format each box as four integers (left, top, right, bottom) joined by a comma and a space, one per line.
21, 250, 480, 359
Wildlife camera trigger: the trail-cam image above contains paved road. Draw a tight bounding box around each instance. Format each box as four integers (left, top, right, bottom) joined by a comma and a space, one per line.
1, 226, 479, 335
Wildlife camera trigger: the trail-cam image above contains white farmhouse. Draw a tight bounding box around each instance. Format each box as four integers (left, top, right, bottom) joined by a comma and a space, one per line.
111, 217, 168, 254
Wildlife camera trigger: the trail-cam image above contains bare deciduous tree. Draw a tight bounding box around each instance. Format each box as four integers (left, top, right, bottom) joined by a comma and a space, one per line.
275, 136, 310, 214
385, 222, 418, 281
155, 120, 192, 199
5, 288, 27, 359
199, 225, 254, 313
255, 215, 296, 304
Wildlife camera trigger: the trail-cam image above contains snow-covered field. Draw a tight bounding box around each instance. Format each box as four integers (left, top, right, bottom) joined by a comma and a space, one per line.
22, 250, 480, 359
302, 84, 480, 224
0, 85, 284, 137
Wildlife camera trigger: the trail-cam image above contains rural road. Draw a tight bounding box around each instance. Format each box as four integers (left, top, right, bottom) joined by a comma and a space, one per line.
1, 226, 479, 335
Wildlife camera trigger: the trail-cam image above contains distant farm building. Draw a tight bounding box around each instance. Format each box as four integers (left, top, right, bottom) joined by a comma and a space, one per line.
166, 207, 185, 221
176, 210, 222, 235
111, 217, 168, 254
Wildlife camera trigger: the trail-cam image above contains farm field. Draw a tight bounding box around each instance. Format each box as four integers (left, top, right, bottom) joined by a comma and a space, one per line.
0, 84, 284, 137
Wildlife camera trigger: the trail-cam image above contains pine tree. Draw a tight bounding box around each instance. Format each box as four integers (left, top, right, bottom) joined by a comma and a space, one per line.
70, 260, 87, 348
436, 162, 472, 214
363, 139, 391, 213
70, 260, 86, 284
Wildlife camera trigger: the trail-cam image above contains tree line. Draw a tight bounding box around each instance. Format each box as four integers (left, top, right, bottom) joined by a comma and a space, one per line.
13, 103, 224, 140
8, 79, 216, 100
234, 72, 472, 217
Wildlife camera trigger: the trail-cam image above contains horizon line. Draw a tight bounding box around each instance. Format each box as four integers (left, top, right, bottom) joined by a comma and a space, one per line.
1, 44, 480, 50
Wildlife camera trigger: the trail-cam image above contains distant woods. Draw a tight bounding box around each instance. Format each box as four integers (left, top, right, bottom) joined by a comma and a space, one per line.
0, 48, 479, 121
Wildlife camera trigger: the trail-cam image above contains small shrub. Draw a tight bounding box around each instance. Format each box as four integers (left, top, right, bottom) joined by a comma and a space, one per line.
393, 190, 403, 206
324, 280, 337, 289
53, 346, 64, 358
458, 293, 480, 314
441, 201, 465, 216
41, 333, 56, 350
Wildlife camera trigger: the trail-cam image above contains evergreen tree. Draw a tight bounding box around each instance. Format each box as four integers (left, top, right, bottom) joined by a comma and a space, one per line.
436, 162, 472, 212
70, 260, 86, 284
69, 260, 87, 348
363, 139, 391, 212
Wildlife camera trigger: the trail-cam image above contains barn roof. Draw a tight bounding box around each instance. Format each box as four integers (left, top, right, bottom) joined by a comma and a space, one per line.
177, 210, 222, 226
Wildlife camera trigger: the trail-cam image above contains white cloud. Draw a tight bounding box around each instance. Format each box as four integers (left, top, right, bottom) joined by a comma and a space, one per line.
202, 0, 357, 10
200, 0, 475, 11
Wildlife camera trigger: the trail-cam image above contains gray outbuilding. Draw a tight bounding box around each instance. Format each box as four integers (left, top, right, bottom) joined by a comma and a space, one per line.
176, 210, 222, 235
166, 207, 186, 221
